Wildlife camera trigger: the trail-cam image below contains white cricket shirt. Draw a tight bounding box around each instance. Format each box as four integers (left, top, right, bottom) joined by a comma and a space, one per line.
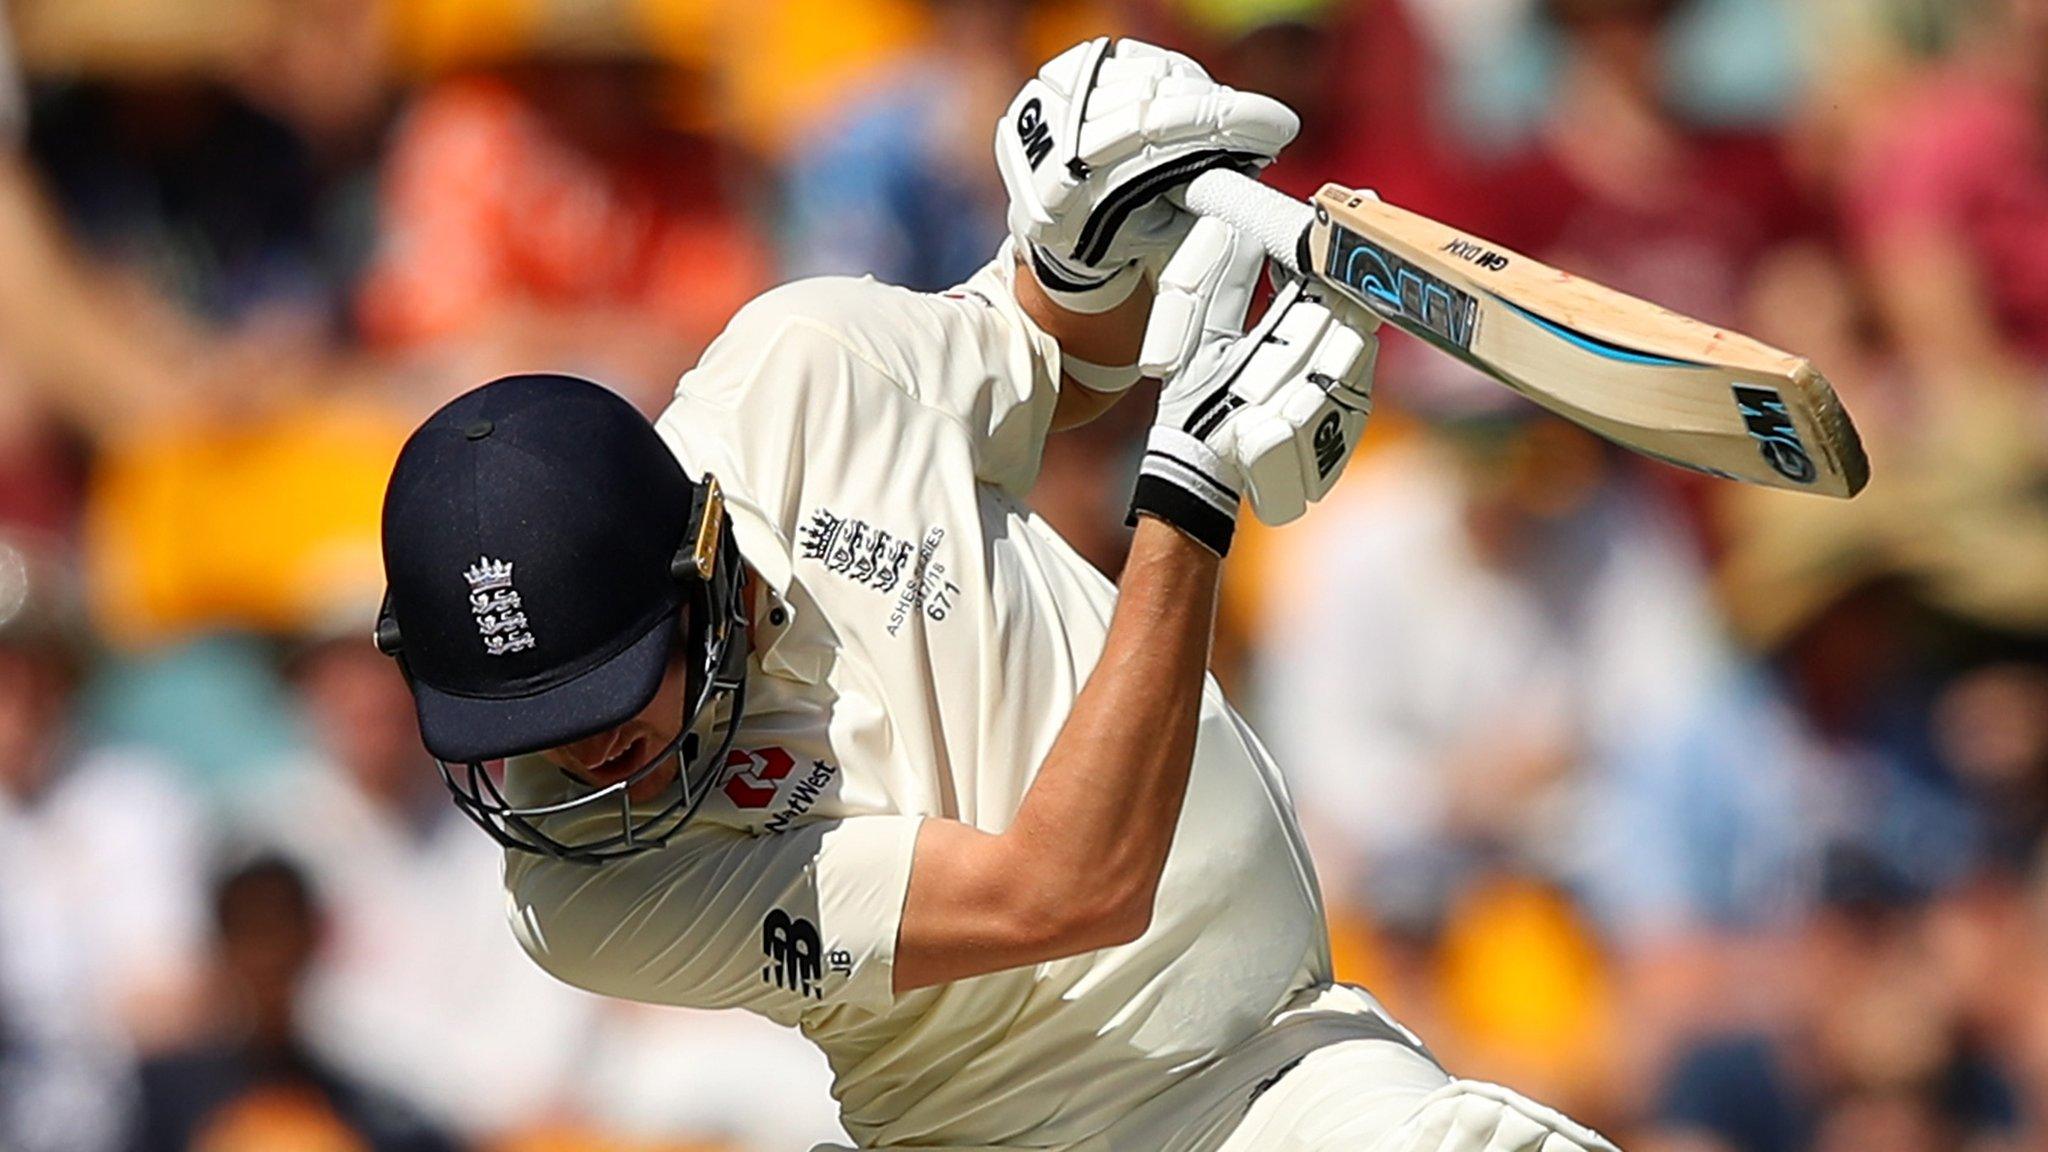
502, 257, 1382, 1150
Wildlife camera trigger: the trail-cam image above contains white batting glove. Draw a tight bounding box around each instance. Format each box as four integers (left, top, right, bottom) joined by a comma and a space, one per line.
1132, 219, 1377, 548
996, 37, 1298, 315
1227, 282, 1377, 526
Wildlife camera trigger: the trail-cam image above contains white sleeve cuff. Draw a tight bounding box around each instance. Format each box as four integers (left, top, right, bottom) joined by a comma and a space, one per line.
1062, 354, 1144, 394
815, 814, 926, 1012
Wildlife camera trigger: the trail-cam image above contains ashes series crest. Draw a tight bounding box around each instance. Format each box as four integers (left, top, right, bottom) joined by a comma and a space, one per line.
464, 556, 535, 656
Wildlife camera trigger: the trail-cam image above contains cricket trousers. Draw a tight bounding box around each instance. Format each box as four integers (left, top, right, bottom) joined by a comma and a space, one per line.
812, 986, 1619, 1152
1210, 1037, 1620, 1151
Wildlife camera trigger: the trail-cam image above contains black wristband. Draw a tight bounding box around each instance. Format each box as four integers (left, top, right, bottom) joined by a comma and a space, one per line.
1127, 428, 1239, 556
1129, 475, 1235, 556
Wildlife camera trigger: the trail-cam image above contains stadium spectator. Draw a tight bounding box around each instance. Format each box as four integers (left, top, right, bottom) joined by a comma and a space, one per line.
0, 535, 210, 1152
1461, 0, 1820, 535
239, 634, 601, 1138
1648, 848, 2027, 1152
1258, 414, 1817, 932
1254, 411, 1824, 1111
1183, 0, 1472, 218
28, 70, 363, 332
1838, 0, 2048, 388
778, 0, 1020, 290
127, 853, 460, 1152
0, 7, 223, 538
1477, 0, 1814, 323
357, 32, 770, 412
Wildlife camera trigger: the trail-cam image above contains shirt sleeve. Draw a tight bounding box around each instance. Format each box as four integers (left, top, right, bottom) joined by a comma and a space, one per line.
687, 255, 1063, 496
504, 813, 923, 1022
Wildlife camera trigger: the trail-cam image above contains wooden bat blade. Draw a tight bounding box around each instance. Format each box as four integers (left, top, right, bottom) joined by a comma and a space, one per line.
1306, 183, 1869, 498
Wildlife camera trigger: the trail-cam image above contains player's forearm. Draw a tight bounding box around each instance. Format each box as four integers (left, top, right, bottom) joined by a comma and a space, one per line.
894, 517, 1218, 992
1005, 516, 1219, 928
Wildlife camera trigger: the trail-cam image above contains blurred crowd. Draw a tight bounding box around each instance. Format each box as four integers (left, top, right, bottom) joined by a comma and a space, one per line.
0, 0, 2043, 1149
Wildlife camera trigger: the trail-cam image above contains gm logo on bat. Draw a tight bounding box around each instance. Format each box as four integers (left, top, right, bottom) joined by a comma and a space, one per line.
1441, 238, 1510, 272
1733, 386, 1817, 484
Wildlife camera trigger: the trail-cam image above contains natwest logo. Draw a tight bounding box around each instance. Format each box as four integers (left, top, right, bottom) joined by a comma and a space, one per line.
722, 747, 796, 809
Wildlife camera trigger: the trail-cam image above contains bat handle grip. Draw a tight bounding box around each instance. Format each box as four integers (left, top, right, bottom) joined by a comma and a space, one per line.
1182, 168, 1313, 278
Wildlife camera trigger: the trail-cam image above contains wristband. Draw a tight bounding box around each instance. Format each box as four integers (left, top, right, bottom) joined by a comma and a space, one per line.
1063, 354, 1143, 395
1127, 426, 1239, 556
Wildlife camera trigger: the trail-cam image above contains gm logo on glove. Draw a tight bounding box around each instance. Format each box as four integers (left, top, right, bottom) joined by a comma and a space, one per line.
1016, 98, 1053, 169
1313, 412, 1346, 479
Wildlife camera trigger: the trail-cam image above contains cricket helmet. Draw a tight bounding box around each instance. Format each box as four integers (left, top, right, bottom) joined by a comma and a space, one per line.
376, 373, 749, 862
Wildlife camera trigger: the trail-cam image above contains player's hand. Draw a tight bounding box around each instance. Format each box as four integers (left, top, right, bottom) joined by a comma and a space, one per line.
996, 37, 1298, 314
1132, 218, 1377, 548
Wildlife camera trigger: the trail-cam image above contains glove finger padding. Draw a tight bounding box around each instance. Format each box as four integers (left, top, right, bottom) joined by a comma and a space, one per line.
1230, 282, 1334, 403
1236, 298, 1377, 526
1235, 405, 1311, 525
1224, 294, 1329, 525
998, 36, 1299, 293
1141, 217, 1266, 378
1133, 214, 1378, 553
1077, 83, 1299, 170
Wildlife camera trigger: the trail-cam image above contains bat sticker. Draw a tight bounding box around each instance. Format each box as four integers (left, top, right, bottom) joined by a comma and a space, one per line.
1324, 226, 1480, 352
1501, 302, 1701, 369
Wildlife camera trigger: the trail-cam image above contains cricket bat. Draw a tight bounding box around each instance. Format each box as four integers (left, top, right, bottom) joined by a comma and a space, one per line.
1182, 170, 1869, 498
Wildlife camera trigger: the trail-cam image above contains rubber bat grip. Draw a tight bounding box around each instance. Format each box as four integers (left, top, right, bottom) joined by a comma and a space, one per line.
1182, 169, 1314, 278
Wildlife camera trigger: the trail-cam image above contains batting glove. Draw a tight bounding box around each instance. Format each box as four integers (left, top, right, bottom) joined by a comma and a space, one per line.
1132, 218, 1377, 551
996, 38, 1298, 316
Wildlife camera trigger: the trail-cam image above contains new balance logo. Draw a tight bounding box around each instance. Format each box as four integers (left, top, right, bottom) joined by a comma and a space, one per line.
1016, 98, 1054, 170
762, 909, 823, 998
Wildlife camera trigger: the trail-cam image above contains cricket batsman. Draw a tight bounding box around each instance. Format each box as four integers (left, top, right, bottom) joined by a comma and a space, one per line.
375, 38, 1621, 1152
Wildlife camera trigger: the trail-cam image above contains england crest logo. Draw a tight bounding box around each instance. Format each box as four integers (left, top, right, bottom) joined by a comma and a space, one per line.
464, 556, 535, 656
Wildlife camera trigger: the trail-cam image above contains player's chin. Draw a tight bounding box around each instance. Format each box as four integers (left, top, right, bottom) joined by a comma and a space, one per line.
625, 759, 682, 805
